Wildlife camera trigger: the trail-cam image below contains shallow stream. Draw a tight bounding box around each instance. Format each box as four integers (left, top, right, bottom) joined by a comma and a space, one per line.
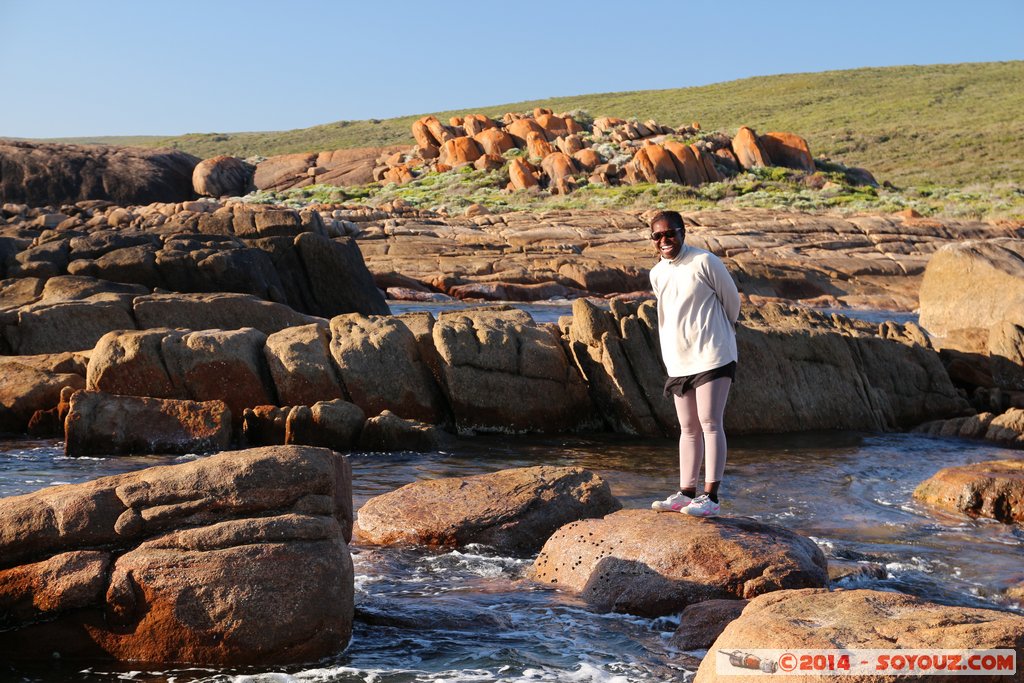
2, 430, 1022, 683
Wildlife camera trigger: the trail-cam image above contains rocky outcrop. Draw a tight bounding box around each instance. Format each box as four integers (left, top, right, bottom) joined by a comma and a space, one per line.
242, 402, 443, 453
353, 207, 1019, 310
914, 239, 1024, 415
694, 589, 1024, 682
728, 304, 970, 433
86, 327, 275, 424
0, 445, 354, 665
0, 202, 389, 354
4, 282, 383, 360
433, 309, 594, 433
9, 293, 980, 446
759, 131, 815, 173
913, 458, 1024, 523
913, 409, 1024, 448
285, 399, 365, 450
919, 238, 1024, 351
567, 298, 970, 437
264, 323, 345, 407
2, 199, 1008, 445
132, 292, 322, 336
253, 146, 407, 192
0, 141, 199, 206
6, 285, 139, 354
162, 328, 277, 421
355, 466, 621, 556
378, 111, 831, 194
989, 321, 1024, 391
731, 126, 771, 170
64, 390, 232, 456
357, 409, 448, 451
531, 509, 827, 617
439, 137, 483, 167
0, 353, 86, 432
329, 314, 446, 425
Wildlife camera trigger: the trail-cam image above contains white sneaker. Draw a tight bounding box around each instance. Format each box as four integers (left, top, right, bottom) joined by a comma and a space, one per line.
682, 494, 721, 517
651, 491, 692, 512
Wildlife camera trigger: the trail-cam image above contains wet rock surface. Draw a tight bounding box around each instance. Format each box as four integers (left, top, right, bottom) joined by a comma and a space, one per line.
64, 390, 232, 456
671, 599, 749, 651
530, 509, 828, 617
914, 458, 1024, 523
355, 465, 621, 556
0, 445, 354, 665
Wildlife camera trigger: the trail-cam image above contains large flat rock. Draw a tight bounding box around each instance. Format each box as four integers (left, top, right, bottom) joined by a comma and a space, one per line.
355, 465, 621, 556
530, 509, 828, 617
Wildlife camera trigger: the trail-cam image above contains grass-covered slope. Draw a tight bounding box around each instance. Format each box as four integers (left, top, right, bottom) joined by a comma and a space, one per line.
50, 61, 1019, 189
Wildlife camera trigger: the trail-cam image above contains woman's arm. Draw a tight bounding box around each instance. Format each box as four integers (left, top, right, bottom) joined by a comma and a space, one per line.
707, 255, 741, 324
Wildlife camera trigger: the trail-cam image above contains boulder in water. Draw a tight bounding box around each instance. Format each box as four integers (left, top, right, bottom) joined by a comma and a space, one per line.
355, 465, 621, 556
0, 445, 354, 665
64, 389, 232, 456
530, 509, 828, 617
914, 458, 1024, 523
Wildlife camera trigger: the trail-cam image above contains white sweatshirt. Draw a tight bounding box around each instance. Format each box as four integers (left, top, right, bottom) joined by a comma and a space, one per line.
650, 245, 741, 377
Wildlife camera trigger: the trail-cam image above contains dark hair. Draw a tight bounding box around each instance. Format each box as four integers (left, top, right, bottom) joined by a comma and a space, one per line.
649, 210, 684, 233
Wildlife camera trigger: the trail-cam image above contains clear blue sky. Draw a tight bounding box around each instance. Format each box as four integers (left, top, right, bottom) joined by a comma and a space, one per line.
1, 0, 1021, 138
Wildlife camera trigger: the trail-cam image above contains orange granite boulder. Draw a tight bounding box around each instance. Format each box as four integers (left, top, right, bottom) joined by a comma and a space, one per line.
731, 126, 772, 170
760, 131, 815, 173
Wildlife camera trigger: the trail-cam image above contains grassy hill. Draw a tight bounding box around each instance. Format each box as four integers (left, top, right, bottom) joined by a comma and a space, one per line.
46, 61, 1023, 188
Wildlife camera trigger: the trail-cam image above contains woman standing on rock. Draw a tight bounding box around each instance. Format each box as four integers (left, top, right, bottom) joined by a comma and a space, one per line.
648, 210, 740, 517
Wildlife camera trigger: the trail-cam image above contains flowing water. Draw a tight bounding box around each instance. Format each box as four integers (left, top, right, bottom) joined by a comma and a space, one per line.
388, 300, 921, 328
2, 429, 1022, 683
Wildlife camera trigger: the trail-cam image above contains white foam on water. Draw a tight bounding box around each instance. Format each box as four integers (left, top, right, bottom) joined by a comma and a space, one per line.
233, 673, 298, 683
53, 455, 109, 461
808, 536, 834, 551
520, 663, 632, 682
884, 555, 944, 577
250, 662, 646, 683
423, 547, 531, 579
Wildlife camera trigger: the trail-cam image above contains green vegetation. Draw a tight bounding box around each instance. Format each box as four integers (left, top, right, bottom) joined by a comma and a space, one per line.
42, 62, 1024, 218
251, 163, 1024, 220
51, 61, 1022, 189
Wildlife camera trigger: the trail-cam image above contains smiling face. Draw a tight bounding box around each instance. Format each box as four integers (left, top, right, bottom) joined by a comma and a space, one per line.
650, 218, 684, 260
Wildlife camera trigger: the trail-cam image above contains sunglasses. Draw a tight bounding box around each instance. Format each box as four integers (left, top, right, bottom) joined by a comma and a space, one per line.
650, 230, 680, 242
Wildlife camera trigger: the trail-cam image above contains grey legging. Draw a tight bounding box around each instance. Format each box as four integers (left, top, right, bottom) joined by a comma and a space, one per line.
673, 376, 732, 489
